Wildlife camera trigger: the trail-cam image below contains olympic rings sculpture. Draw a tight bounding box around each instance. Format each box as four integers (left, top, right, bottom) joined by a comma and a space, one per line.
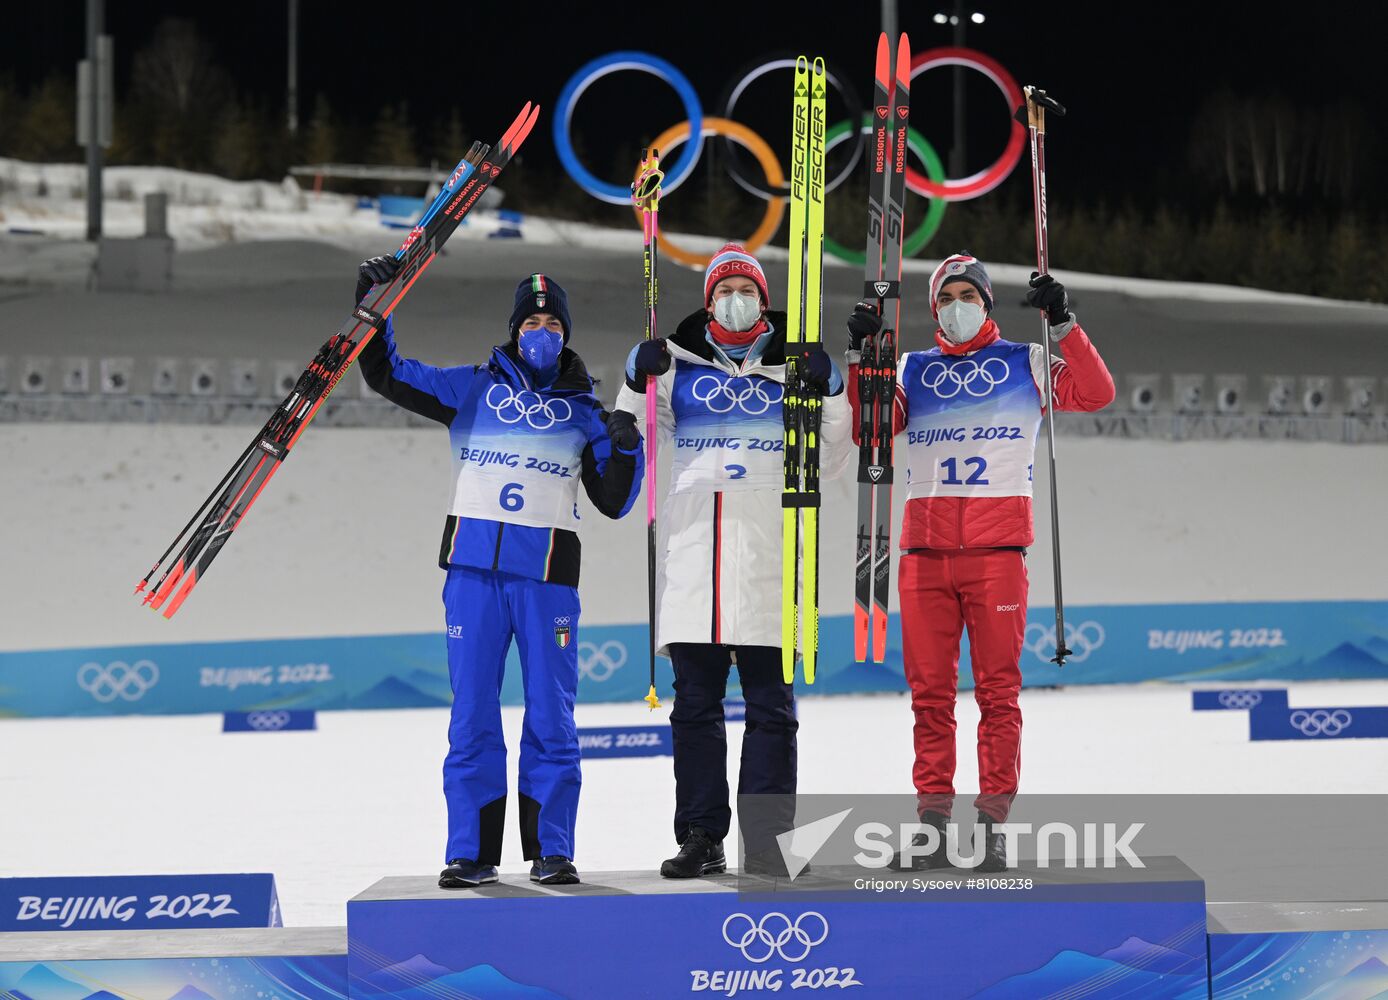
554, 47, 1026, 266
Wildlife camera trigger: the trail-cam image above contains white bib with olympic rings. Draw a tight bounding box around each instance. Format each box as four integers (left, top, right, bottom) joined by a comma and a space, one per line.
446, 379, 592, 529
900, 340, 1043, 500
668, 360, 787, 493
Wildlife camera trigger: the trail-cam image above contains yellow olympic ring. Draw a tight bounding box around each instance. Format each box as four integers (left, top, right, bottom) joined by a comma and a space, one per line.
630, 117, 785, 269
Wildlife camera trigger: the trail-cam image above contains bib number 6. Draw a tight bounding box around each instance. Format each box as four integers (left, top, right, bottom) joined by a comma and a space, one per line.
499, 482, 525, 512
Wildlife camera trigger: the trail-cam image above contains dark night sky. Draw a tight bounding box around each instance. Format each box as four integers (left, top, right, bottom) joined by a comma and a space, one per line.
3, 0, 1377, 211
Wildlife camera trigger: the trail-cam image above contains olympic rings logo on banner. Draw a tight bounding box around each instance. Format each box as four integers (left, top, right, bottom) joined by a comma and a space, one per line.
554, 47, 1025, 267
485, 383, 573, 430
1218, 690, 1264, 710
691, 374, 784, 415
77, 660, 160, 703
1289, 710, 1352, 737
722, 911, 830, 964
921, 358, 1011, 399
247, 711, 292, 731
1024, 622, 1105, 663
578, 640, 627, 682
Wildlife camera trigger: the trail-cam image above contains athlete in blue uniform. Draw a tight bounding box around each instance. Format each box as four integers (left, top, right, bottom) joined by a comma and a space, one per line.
355, 257, 643, 887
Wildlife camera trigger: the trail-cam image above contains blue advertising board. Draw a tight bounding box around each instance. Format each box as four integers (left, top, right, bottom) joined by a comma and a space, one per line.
576, 725, 672, 759
0, 874, 281, 933
1, 600, 1384, 718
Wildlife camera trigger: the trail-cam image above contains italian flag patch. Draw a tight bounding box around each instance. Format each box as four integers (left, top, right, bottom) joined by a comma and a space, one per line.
554, 625, 571, 649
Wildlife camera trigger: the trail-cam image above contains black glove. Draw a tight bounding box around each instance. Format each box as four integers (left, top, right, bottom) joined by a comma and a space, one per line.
356, 254, 402, 304
606, 409, 641, 452
633, 338, 671, 380
1025, 272, 1070, 325
802, 346, 835, 394
846, 301, 883, 351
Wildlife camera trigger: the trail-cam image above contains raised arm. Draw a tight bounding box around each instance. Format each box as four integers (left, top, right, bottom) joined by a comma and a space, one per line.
353, 255, 470, 424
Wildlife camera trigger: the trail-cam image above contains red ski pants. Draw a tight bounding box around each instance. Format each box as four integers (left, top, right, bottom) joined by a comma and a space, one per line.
899, 548, 1027, 822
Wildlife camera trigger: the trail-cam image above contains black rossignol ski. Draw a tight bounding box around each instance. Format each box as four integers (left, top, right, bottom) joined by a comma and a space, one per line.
854, 33, 910, 664
136, 103, 541, 618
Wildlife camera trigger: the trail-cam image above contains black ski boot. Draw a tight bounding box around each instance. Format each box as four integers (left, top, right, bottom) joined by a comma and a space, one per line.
530, 856, 580, 885
661, 828, 727, 879
974, 812, 1009, 873
438, 858, 499, 889
890, 810, 952, 871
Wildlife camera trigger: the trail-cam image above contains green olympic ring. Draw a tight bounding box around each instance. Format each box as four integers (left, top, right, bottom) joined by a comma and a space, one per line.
823, 115, 948, 266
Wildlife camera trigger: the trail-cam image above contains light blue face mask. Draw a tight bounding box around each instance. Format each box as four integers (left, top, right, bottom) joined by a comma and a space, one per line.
517, 327, 564, 381
938, 300, 986, 345
712, 291, 763, 332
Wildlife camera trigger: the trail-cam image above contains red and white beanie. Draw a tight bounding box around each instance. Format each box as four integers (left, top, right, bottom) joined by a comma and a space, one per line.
704, 242, 770, 307
929, 251, 994, 319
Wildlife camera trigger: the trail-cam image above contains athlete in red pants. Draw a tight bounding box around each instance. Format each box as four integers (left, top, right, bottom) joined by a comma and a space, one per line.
846, 252, 1114, 870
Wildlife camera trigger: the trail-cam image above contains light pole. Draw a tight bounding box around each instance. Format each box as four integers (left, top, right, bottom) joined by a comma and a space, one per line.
84, 0, 104, 241
287, 0, 299, 134
933, 4, 986, 178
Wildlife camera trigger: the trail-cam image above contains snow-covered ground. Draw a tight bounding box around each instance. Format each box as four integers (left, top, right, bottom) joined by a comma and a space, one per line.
1, 681, 1385, 928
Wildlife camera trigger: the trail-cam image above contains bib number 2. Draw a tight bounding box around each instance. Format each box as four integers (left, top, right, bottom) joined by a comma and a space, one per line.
941, 457, 989, 485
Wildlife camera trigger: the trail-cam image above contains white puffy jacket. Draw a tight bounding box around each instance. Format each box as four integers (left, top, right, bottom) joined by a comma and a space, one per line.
615, 310, 853, 653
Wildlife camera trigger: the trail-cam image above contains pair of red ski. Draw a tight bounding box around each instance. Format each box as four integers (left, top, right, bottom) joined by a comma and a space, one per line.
854, 32, 911, 664
136, 103, 540, 618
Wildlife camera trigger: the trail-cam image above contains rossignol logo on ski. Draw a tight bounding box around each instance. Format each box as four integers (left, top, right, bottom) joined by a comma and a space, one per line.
875, 105, 888, 118
873, 281, 890, 296
867, 466, 884, 482
133, 100, 541, 619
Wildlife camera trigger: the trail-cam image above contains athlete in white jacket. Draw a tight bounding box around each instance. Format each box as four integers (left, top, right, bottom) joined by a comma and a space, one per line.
615, 243, 852, 878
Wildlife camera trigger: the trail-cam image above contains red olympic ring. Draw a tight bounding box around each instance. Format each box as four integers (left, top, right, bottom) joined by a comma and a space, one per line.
906, 47, 1026, 202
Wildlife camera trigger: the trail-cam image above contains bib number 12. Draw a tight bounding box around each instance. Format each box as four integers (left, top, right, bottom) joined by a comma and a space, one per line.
941, 457, 989, 485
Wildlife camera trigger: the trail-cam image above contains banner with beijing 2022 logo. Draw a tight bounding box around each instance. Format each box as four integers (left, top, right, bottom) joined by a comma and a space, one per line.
0, 601, 1383, 718
0, 874, 281, 932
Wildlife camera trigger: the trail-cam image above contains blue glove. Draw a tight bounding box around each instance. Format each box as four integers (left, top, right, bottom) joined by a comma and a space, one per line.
633, 338, 671, 379
803, 346, 835, 394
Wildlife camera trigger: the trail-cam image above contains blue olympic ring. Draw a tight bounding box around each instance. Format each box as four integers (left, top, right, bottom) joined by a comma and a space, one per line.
554, 51, 704, 205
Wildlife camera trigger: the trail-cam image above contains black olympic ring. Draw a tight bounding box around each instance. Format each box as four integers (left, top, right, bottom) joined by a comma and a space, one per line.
716, 54, 864, 200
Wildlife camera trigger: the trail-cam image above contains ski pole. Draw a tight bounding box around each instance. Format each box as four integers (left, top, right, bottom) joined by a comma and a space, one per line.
632, 148, 664, 709
1020, 85, 1072, 667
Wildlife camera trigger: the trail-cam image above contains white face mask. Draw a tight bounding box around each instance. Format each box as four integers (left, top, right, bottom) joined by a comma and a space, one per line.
938, 299, 986, 345
712, 291, 762, 332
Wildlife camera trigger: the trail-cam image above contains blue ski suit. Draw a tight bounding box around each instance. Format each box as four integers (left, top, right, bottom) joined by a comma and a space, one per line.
360, 317, 643, 865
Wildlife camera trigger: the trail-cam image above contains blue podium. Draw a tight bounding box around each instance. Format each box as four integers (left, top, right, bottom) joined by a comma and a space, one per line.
347, 859, 1209, 999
